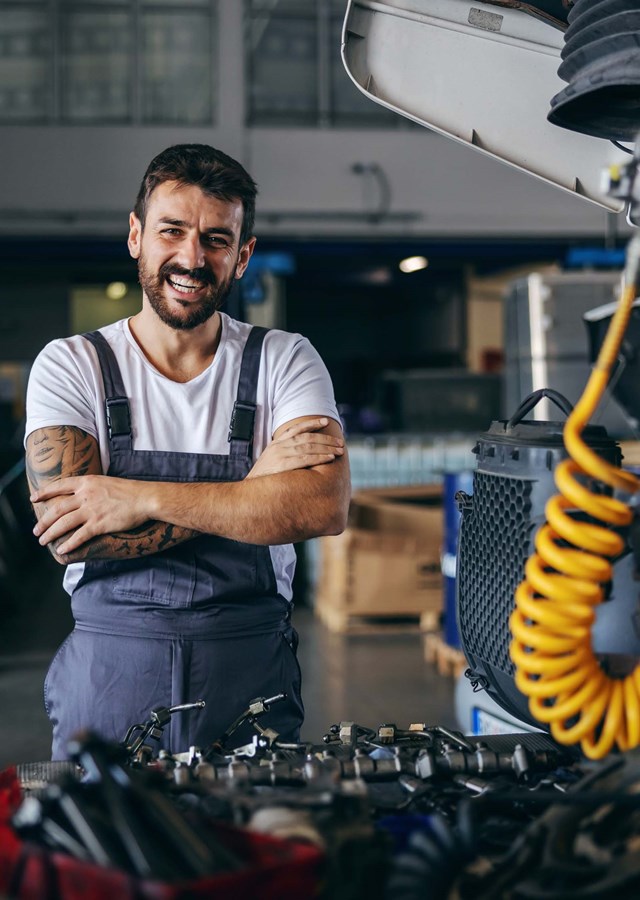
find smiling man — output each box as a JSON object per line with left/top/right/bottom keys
{"left": 25, "top": 144, "right": 350, "bottom": 760}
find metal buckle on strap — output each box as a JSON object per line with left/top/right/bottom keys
{"left": 228, "top": 401, "right": 256, "bottom": 443}
{"left": 105, "top": 397, "right": 131, "bottom": 439}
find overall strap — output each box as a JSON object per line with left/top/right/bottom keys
{"left": 228, "top": 326, "right": 269, "bottom": 457}
{"left": 83, "top": 330, "right": 133, "bottom": 453}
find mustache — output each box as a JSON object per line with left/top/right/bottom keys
{"left": 158, "top": 263, "right": 216, "bottom": 286}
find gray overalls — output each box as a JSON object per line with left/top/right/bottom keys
{"left": 44, "top": 326, "right": 304, "bottom": 760}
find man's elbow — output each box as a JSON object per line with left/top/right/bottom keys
{"left": 48, "top": 545, "right": 70, "bottom": 566}
{"left": 327, "top": 505, "right": 349, "bottom": 536}
{"left": 320, "top": 490, "right": 350, "bottom": 536}
{"left": 47, "top": 539, "right": 83, "bottom": 566}
{"left": 294, "top": 467, "right": 351, "bottom": 539}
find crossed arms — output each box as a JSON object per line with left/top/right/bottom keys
{"left": 26, "top": 417, "right": 350, "bottom": 565}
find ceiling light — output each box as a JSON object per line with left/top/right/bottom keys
{"left": 361, "top": 267, "right": 393, "bottom": 285}
{"left": 106, "top": 281, "right": 128, "bottom": 300}
{"left": 399, "top": 255, "right": 429, "bottom": 274}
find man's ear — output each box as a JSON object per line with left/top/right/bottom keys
{"left": 127, "top": 212, "right": 142, "bottom": 260}
{"left": 235, "top": 236, "right": 257, "bottom": 280}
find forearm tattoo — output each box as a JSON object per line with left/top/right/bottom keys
{"left": 26, "top": 425, "right": 198, "bottom": 562}
{"left": 59, "top": 522, "right": 199, "bottom": 564}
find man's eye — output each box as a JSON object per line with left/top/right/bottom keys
{"left": 206, "top": 236, "right": 227, "bottom": 246}
{"left": 161, "top": 228, "right": 181, "bottom": 236}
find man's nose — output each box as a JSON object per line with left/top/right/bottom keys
{"left": 176, "top": 233, "right": 206, "bottom": 270}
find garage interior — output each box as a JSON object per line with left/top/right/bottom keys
{"left": 2, "top": 0, "right": 640, "bottom": 897}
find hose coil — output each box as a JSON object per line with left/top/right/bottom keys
{"left": 510, "top": 233, "right": 640, "bottom": 760}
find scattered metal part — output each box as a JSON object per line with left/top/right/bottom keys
{"left": 121, "top": 699, "right": 206, "bottom": 762}
{"left": 14, "top": 705, "right": 640, "bottom": 899}
{"left": 203, "top": 693, "right": 287, "bottom": 758}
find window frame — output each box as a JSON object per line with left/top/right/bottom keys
{"left": 0, "top": 0, "right": 218, "bottom": 126}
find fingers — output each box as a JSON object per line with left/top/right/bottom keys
{"left": 262, "top": 439, "right": 344, "bottom": 471}
{"left": 248, "top": 418, "right": 347, "bottom": 479}
{"left": 281, "top": 451, "right": 339, "bottom": 468}
{"left": 247, "top": 451, "right": 338, "bottom": 479}
{"left": 33, "top": 497, "right": 79, "bottom": 537}
{"left": 30, "top": 477, "right": 80, "bottom": 503}
{"left": 35, "top": 499, "right": 100, "bottom": 553}
{"left": 276, "top": 418, "right": 333, "bottom": 440}
{"left": 247, "top": 445, "right": 341, "bottom": 479}
{"left": 285, "top": 437, "right": 344, "bottom": 456}
{"left": 56, "top": 527, "right": 92, "bottom": 557}
{"left": 279, "top": 432, "right": 345, "bottom": 453}
{"left": 273, "top": 417, "right": 344, "bottom": 446}
{"left": 36, "top": 509, "right": 86, "bottom": 546}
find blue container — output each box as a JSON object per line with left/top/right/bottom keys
{"left": 443, "top": 470, "right": 474, "bottom": 648}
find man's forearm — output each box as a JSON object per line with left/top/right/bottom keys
{"left": 52, "top": 520, "right": 199, "bottom": 565}
{"left": 29, "top": 418, "right": 351, "bottom": 555}
{"left": 141, "top": 467, "right": 349, "bottom": 545}
{"left": 25, "top": 425, "right": 199, "bottom": 564}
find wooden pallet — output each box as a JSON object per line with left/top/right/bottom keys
{"left": 424, "top": 632, "right": 468, "bottom": 678}
{"left": 316, "top": 605, "right": 441, "bottom": 636}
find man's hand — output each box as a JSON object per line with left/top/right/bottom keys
{"left": 26, "top": 425, "right": 199, "bottom": 563}
{"left": 246, "top": 417, "right": 344, "bottom": 479}
{"left": 31, "top": 474, "right": 152, "bottom": 556}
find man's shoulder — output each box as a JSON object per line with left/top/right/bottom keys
{"left": 91, "top": 318, "right": 129, "bottom": 344}
{"left": 34, "top": 319, "right": 127, "bottom": 367}
{"left": 34, "top": 333, "right": 90, "bottom": 368}
{"left": 222, "top": 314, "right": 306, "bottom": 354}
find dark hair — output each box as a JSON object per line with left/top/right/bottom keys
{"left": 133, "top": 144, "right": 258, "bottom": 246}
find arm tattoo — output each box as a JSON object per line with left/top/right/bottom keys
{"left": 26, "top": 426, "right": 199, "bottom": 562}
{"left": 25, "top": 425, "right": 97, "bottom": 494}
{"left": 60, "top": 522, "right": 199, "bottom": 564}
{"left": 26, "top": 426, "right": 103, "bottom": 560}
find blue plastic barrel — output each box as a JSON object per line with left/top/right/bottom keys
{"left": 442, "top": 470, "right": 474, "bottom": 648}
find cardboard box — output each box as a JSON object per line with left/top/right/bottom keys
{"left": 314, "top": 485, "right": 443, "bottom": 621}
{"left": 348, "top": 484, "right": 443, "bottom": 540}
{"left": 620, "top": 441, "right": 640, "bottom": 468}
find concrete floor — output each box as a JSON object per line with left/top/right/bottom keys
{"left": 0, "top": 553, "right": 457, "bottom": 769}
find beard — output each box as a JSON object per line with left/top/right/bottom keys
{"left": 138, "top": 256, "right": 235, "bottom": 331}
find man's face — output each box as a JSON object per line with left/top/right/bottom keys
{"left": 128, "top": 180, "right": 255, "bottom": 331}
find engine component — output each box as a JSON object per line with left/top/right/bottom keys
{"left": 204, "top": 692, "right": 289, "bottom": 758}
{"left": 7, "top": 713, "right": 603, "bottom": 900}
{"left": 548, "top": 0, "right": 640, "bottom": 141}
{"left": 122, "top": 700, "right": 206, "bottom": 764}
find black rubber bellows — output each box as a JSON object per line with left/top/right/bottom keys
{"left": 548, "top": 0, "right": 640, "bottom": 141}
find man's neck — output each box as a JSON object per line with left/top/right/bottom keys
{"left": 128, "top": 308, "right": 222, "bottom": 383}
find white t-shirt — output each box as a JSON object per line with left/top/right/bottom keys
{"left": 25, "top": 313, "right": 340, "bottom": 599}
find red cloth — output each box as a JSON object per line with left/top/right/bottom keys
{"left": 0, "top": 768, "right": 323, "bottom": 900}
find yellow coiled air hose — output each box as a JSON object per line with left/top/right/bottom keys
{"left": 509, "top": 232, "right": 640, "bottom": 760}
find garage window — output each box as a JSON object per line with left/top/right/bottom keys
{"left": 0, "top": 0, "right": 217, "bottom": 125}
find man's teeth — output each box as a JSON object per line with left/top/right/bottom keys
{"left": 167, "top": 276, "right": 204, "bottom": 294}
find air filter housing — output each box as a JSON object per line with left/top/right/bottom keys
{"left": 456, "top": 390, "right": 622, "bottom": 728}
{"left": 548, "top": 0, "right": 640, "bottom": 140}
